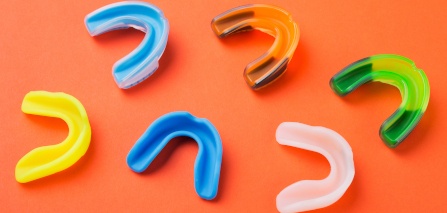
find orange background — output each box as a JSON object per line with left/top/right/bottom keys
{"left": 1, "top": 0, "right": 446, "bottom": 212}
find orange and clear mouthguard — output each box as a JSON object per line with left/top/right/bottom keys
{"left": 211, "top": 4, "right": 300, "bottom": 89}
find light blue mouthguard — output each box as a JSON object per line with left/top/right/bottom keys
{"left": 85, "top": 1, "right": 169, "bottom": 89}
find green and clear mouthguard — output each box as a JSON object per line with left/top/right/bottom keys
{"left": 330, "top": 54, "right": 430, "bottom": 148}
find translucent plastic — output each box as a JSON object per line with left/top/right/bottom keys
{"left": 85, "top": 1, "right": 169, "bottom": 89}
{"left": 211, "top": 4, "right": 300, "bottom": 89}
{"left": 276, "top": 122, "right": 355, "bottom": 213}
{"left": 330, "top": 54, "right": 430, "bottom": 147}
{"left": 16, "top": 91, "right": 91, "bottom": 183}
{"left": 126, "top": 111, "right": 223, "bottom": 200}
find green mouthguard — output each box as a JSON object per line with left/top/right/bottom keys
{"left": 330, "top": 54, "right": 430, "bottom": 148}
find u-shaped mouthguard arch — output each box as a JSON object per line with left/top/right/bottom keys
{"left": 127, "top": 111, "right": 223, "bottom": 200}
{"left": 276, "top": 122, "right": 355, "bottom": 212}
{"left": 330, "top": 54, "right": 430, "bottom": 147}
{"left": 211, "top": 4, "right": 300, "bottom": 89}
{"left": 16, "top": 91, "right": 91, "bottom": 183}
{"left": 85, "top": 1, "right": 169, "bottom": 89}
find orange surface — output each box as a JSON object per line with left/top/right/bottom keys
{"left": 1, "top": 0, "right": 446, "bottom": 212}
